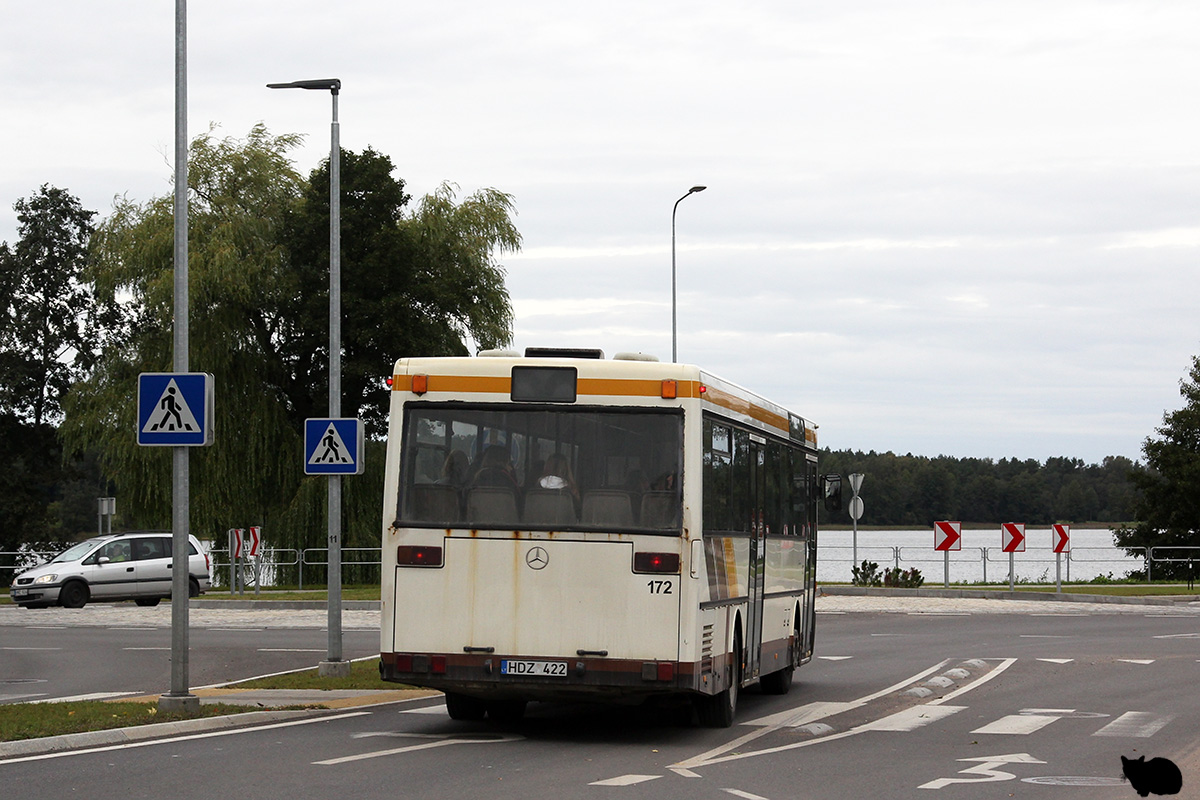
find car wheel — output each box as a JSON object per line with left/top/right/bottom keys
{"left": 188, "top": 577, "right": 200, "bottom": 597}
{"left": 59, "top": 581, "right": 89, "bottom": 609}
{"left": 134, "top": 597, "right": 161, "bottom": 607}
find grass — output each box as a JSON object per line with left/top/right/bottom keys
{"left": 202, "top": 585, "right": 381, "bottom": 602}
{"left": 0, "top": 701, "right": 273, "bottom": 743}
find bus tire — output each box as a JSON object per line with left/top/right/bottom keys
{"left": 696, "top": 634, "right": 741, "bottom": 727}
{"left": 445, "top": 692, "right": 487, "bottom": 721}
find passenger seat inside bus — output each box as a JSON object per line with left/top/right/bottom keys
{"left": 523, "top": 489, "right": 577, "bottom": 525}
{"left": 640, "top": 491, "right": 678, "bottom": 528}
{"left": 410, "top": 484, "right": 461, "bottom": 522}
{"left": 581, "top": 491, "right": 634, "bottom": 527}
{"left": 466, "top": 486, "right": 519, "bottom": 524}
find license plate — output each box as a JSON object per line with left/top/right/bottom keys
{"left": 11, "top": 590, "right": 28, "bottom": 598}
{"left": 500, "top": 659, "right": 568, "bottom": 677}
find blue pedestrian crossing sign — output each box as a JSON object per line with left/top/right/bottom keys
{"left": 137, "top": 373, "right": 214, "bottom": 446}
{"left": 305, "top": 418, "right": 364, "bottom": 475}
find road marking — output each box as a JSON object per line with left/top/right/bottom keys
{"left": 919, "top": 752, "right": 1046, "bottom": 790}
{"left": 257, "top": 648, "right": 328, "bottom": 653}
{"left": 1093, "top": 711, "right": 1173, "bottom": 738}
{"left": 1117, "top": 659, "right": 1155, "bottom": 665}
{"left": 1, "top": 647, "right": 61, "bottom": 651}
{"left": 676, "top": 659, "right": 958, "bottom": 772}
{"left": 1019, "top": 635, "right": 1068, "bottom": 638}
{"left": 316, "top": 731, "right": 522, "bottom": 765}
{"left": 22, "top": 626, "right": 66, "bottom": 630}
{"left": 108, "top": 627, "right": 156, "bottom": 631}
{"left": 817, "top": 656, "right": 853, "bottom": 660}
{"left": 859, "top": 705, "right": 966, "bottom": 732}
{"left": 1154, "top": 633, "right": 1200, "bottom": 639}
{"left": 722, "top": 790, "right": 771, "bottom": 800}
{"left": 123, "top": 647, "right": 170, "bottom": 651}
{"left": 972, "top": 714, "right": 1058, "bottom": 735}
{"left": 1036, "top": 658, "right": 1074, "bottom": 664}
{"left": 589, "top": 775, "right": 661, "bottom": 786}
{"left": 207, "top": 628, "right": 264, "bottom": 632}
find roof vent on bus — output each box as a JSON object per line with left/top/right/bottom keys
{"left": 613, "top": 352, "right": 660, "bottom": 362}
{"left": 477, "top": 349, "right": 520, "bottom": 358}
{"left": 524, "top": 347, "right": 605, "bottom": 360}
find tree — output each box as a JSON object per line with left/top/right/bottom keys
{"left": 61, "top": 126, "right": 520, "bottom": 570}
{"left": 1114, "top": 355, "right": 1200, "bottom": 579}
{"left": 0, "top": 185, "right": 98, "bottom": 425}
{"left": 0, "top": 186, "right": 98, "bottom": 576}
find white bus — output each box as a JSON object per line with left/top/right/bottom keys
{"left": 379, "top": 348, "right": 841, "bottom": 726}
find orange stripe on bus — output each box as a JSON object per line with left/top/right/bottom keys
{"left": 392, "top": 374, "right": 703, "bottom": 399}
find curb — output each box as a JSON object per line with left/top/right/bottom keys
{"left": 820, "top": 586, "right": 1200, "bottom": 605}
{"left": 0, "top": 708, "right": 321, "bottom": 760}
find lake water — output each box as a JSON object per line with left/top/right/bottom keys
{"left": 816, "top": 528, "right": 1139, "bottom": 584}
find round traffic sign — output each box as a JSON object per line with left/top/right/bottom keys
{"left": 848, "top": 496, "right": 864, "bottom": 521}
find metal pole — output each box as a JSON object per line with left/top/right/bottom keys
{"left": 943, "top": 550, "right": 949, "bottom": 589}
{"left": 1056, "top": 551, "right": 1061, "bottom": 593}
{"left": 670, "top": 186, "right": 705, "bottom": 363}
{"left": 323, "top": 87, "right": 347, "bottom": 676}
{"left": 160, "top": 0, "right": 197, "bottom": 712}
{"left": 1009, "top": 550, "right": 1015, "bottom": 591}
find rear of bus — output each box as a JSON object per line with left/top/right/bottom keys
{"left": 379, "top": 352, "right": 694, "bottom": 719}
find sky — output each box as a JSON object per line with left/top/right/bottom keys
{"left": 3, "top": 0, "right": 1199, "bottom": 465}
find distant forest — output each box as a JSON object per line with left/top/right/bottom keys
{"left": 819, "top": 450, "right": 1139, "bottom": 526}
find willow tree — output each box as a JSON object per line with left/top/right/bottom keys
{"left": 62, "top": 126, "right": 520, "bottom": 571}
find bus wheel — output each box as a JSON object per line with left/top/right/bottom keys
{"left": 486, "top": 699, "right": 527, "bottom": 725}
{"left": 444, "top": 692, "right": 487, "bottom": 721}
{"left": 696, "top": 637, "right": 740, "bottom": 727}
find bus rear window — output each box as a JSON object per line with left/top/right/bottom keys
{"left": 397, "top": 405, "right": 683, "bottom": 533}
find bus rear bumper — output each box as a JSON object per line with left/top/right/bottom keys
{"left": 379, "top": 650, "right": 718, "bottom": 702}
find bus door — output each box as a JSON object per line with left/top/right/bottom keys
{"left": 745, "top": 442, "right": 767, "bottom": 681}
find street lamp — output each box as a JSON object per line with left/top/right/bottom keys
{"left": 671, "top": 185, "right": 706, "bottom": 363}
{"left": 267, "top": 77, "right": 349, "bottom": 677}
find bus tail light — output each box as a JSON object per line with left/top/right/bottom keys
{"left": 633, "top": 552, "right": 680, "bottom": 574}
{"left": 396, "top": 545, "right": 443, "bottom": 567}
{"left": 661, "top": 379, "right": 677, "bottom": 399}
{"left": 411, "top": 374, "right": 428, "bottom": 395}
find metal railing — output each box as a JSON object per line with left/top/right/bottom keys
{"left": 819, "top": 544, "right": 1151, "bottom": 585}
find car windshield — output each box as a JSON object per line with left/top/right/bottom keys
{"left": 49, "top": 538, "right": 105, "bottom": 564}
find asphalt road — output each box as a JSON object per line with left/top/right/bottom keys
{"left": 2, "top": 596, "right": 1198, "bottom": 798}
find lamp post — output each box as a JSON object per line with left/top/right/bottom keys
{"left": 671, "top": 185, "right": 706, "bottom": 363}
{"left": 267, "top": 78, "right": 349, "bottom": 677}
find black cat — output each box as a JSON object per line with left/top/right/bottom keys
{"left": 1122, "top": 755, "right": 1183, "bottom": 797}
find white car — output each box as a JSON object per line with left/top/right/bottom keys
{"left": 9, "top": 532, "right": 212, "bottom": 609}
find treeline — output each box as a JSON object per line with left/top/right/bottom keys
{"left": 819, "top": 449, "right": 1139, "bottom": 526}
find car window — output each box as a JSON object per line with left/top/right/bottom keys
{"left": 94, "top": 540, "right": 132, "bottom": 563}
{"left": 134, "top": 538, "right": 169, "bottom": 560}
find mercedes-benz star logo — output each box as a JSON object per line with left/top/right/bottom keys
{"left": 526, "top": 546, "right": 549, "bottom": 570}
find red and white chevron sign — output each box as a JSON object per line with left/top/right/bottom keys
{"left": 934, "top": 520, "right": 962, "bottom": 551}
{"left": 1001, "top": 522, "right": 1026, "bottom": 553}
{"left": 1052, "top": 523, "right": 1070, "bottom": 554}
